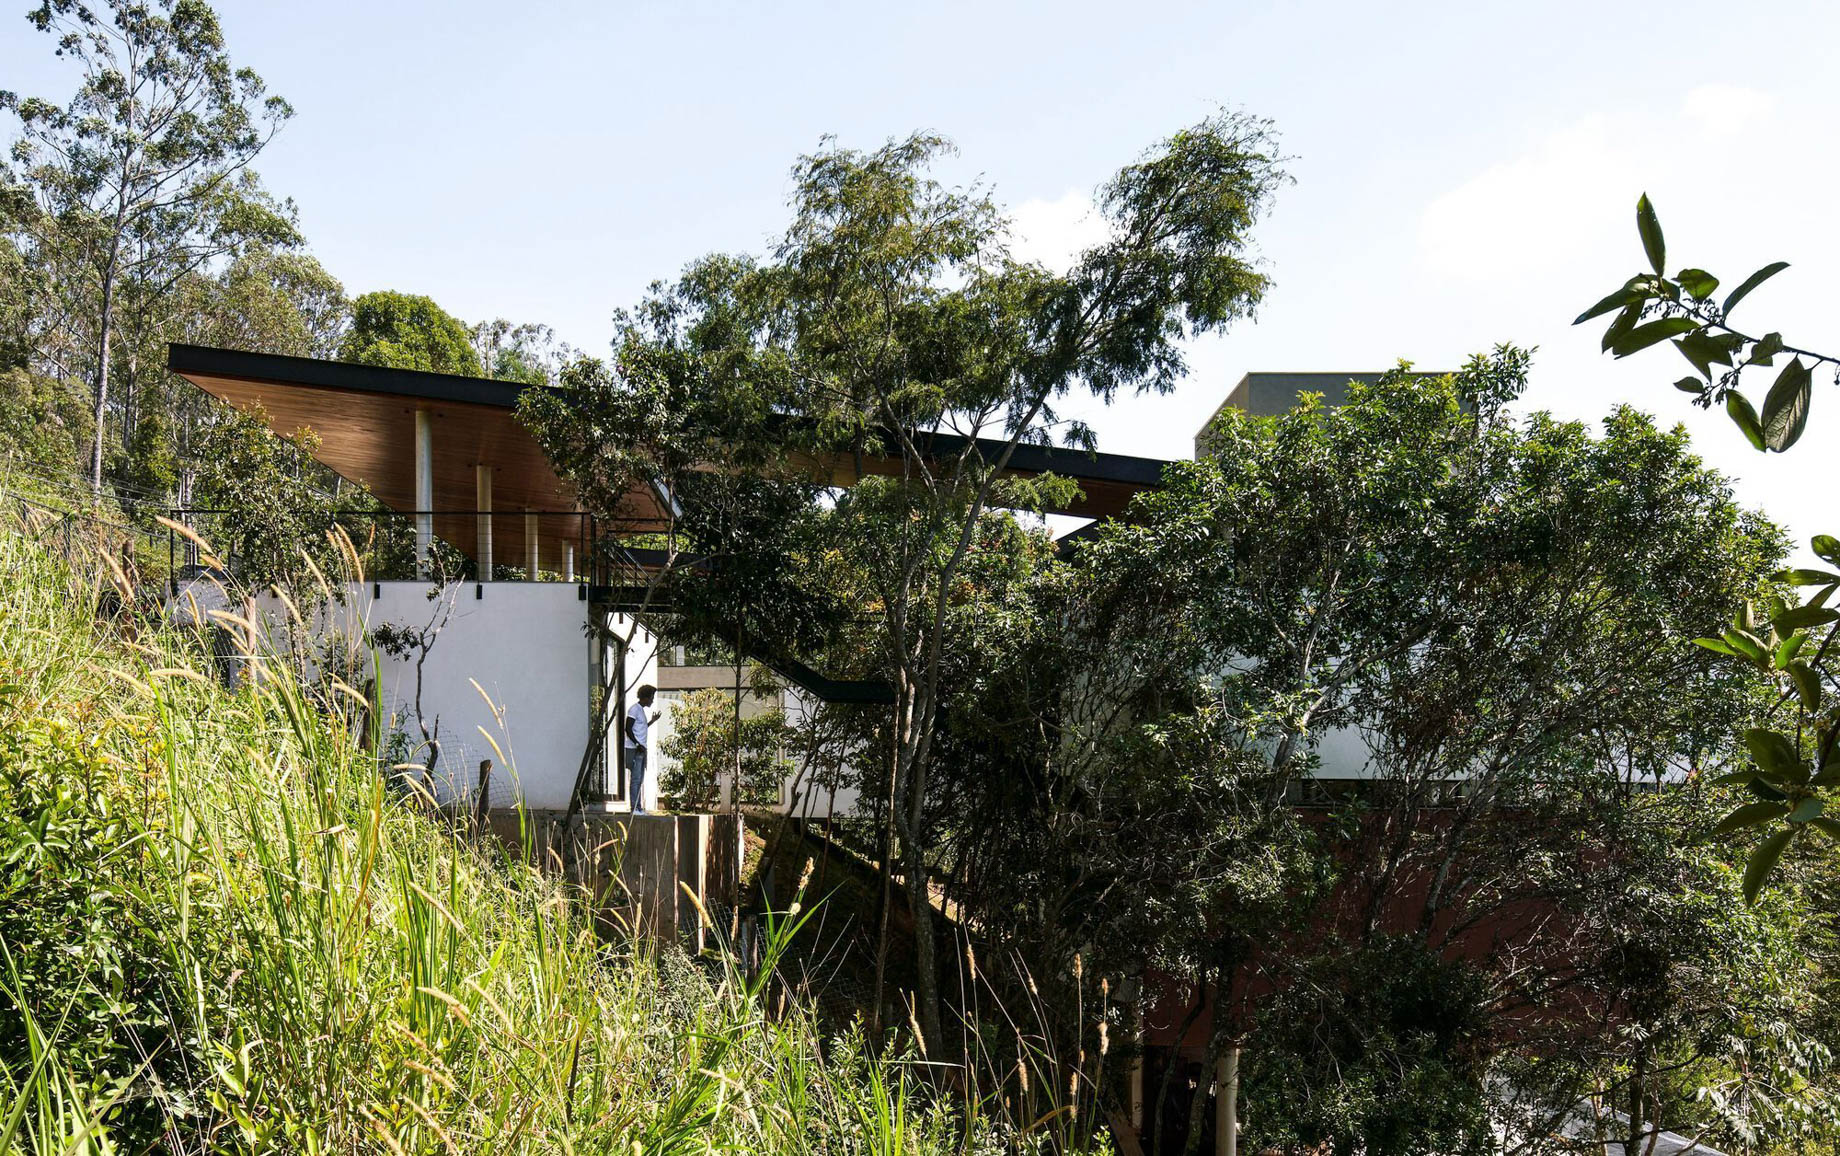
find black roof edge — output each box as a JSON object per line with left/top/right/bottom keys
{"left": 919, "top": 429, "right": 1169, "bottom": 487}
{"left": 167, "top": 343, "right": 534, "bottom": 410}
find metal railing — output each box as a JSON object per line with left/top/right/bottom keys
{"left": 163, "top": 507, "right": 603, "bottom": 588}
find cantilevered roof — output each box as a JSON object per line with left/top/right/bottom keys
{"left": 168, "top": 343, "right": 1172, "bottom": 560}
{"left": 167, "top": 343, "right": 615, "bottom": 567}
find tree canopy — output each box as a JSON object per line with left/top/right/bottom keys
{"left": 523, "top": 115, "right": 1291, "bottom": 1047}
{"left": 339, "top": 290, "right": 482, "bottom": 376}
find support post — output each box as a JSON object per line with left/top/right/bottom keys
{"left": 1129, "top": 1022, "right": 1145, "bottom": 1131}
{"left": 414, "top": 409, "right": 434, "bottom": 579}
{"left": 525, "top": 510, "right": 539, "bottom": 578}
{"left": 475, "top": 463, "right": 493, "bottom": 578}
{"left": 563, "top": 541, "right": 575, "bottom": 583}
{"left": 1216, "top": 1045, "right": 1239, "bottom": 1156}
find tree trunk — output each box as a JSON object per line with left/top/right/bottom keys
{"left": 871, "top": 714, "right": 898, "bottom": 1035}
{"left": 1625, "top": 1050, "right": 1646, "bottom": 1156}
{"left": 1181, "top": 1024, "right": 1226, "bottom": 1156}
{"left": 905, "top": 751, "right": 949, "bottom": 1060}
{"left": 1153, "top": 973, "right": 1210, "bottom": 1155}
{"left": 1216, "top": 1045, "right": 1239, "bottom": 1156}
{"left": 90, "top": 271, "right": 115, "bottom": 493}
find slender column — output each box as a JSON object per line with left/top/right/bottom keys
{"left": 563, "top": 541, "right": 575, "bottom": 582}
{"left": 1129, "top": 1054, "right": 1145, "bottom": 1132}
{"left": 414, "top": 409, "right": 434, "bottom": 579}
{"left": 525, "top": 511, "right": 539, "bottom": 578}
{"left": 475, "top": 463, "right": 493, "bottom": 577}
{"left": 1216, "top": 1046, "right": 1240, "bottom": 1156}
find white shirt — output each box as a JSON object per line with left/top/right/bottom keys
{"left": 626, "top": 700, "right": 651, "bottom": 748}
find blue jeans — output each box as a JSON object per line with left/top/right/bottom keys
{"left": 626, "top": 746, "right": 647, "bottom": 813}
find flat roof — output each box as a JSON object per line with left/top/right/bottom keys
{"left": 1195, "top": 371, "right": 1450, "bottom": 455}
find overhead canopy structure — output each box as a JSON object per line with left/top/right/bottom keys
{"left": 167, "top": 343, "right": 1171, "bottom": 570}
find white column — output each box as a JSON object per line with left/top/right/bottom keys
{"left": 475, "top": 463, "right": 493, "bottom": 578}
{"left": 1216, "top": 1046, "right": 1239, "bottom": 1156}
{"left": 563, "top": 541, "right": 575, "bottom": 582}
{"left": 414, "top": 409, "right": 434, "bottom": 580}
{"left": 525, "top": 511, "right": 539, "bottom": 578}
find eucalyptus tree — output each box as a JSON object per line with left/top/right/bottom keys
{"left": 471, "top": 317, "right": 567, "bottom": 385}
{"left": 524, "top": 115, "right": 1288, "bottom": 1046}
{"left": 1, "top": 0, "right": 299, "bottom": 491}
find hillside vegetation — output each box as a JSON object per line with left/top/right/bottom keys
{"left": 0, "top": 508, "right": 1051, "bottom": 1154}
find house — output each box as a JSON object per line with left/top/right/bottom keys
{"left": 163, "top": 342, "right": 1174, "bottom": 818}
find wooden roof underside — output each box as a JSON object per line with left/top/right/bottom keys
{"left": 168, "top": 344, "right": 1168, "bottom": 567}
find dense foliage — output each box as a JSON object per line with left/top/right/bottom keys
{"left": 524, "top": 117, "right": 1291, "bottom": 1051}
{"left": 924, "top": 357, "right": 1833, "bottom": 1154}
{"left": 659, "top": 685, "right": 795, "bottom": 811}
{"left": 339, "top": 290, "right": 483, "bottom": 376}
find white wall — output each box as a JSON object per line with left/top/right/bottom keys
{"left": 170, "top": 578, "right": 657, "bottom": 812}
{"left": 364, "top": 581, "right": 594, "bottom": 810}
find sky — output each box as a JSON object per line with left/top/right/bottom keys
{"left": 5, "top": 0, "right": 1837, "bottom": 554}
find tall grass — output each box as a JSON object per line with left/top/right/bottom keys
{"left": 0, "top": 507, "right": 1085, "bottom": 1153}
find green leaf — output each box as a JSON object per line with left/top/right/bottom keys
{"left": 1714, "top": 800, "right": 1790, "bottom": 834}
{"left": 1636, "top": 193, "right": 1666, "bottom": 276}
{"left": 1813, "top": 534, "right": 1840, "bottom": 565}
{"left": 1761, "top": 358, "right": 1812, "bottom": 451}
{"left": 1675, "top": 330, "right": 1733, "bottom": 378}
{"left": 1675, "top": 268, "right": 1719, "bottom": 299}
{"left": 1812, "top": 816, "right": 1840, "bottom": 839}
{"left": 1776, "top": 568, "right": 1840, "bottom": 586}
{"left": 1712, "top": 769, "right": 1757, "bottom": 786}
{"left": 1788, "top": 796, "right": 1825, "bottom": 823}
{"left": 1749, "top": 331, "right": 1784, "bottom": 367}
{"left": 1773, "top": 604, "right": 1840, "bottom": 631}
{"left": 1743, "top": 828, "right": 1794, "bottom": 903}
{"left": 1692, "top": 636, "right": 1739, "bottom": 656}
{"left": 1790, "top": 662, "right": 1821, "bottom": 711}
{"left": 1750, "top": 778, "right": 1788, "bottom": 802}
{"left": 1744, "top": 727, "right": 1802, "bottom": 777}
{"left": 1674, "top": 376, "right": 1707, "bottom": 394}
{"left": 1724, "top": 627, "right": 1769, "bottom": 665}
{"left": 1772, "top": 632, "right": 1806, "bottom": 669}
{"left": 1575, "top": 286, "right": 1642, "bottom": 326}
{"left": 1601, "top": 306, "right": 1640, "bottom": 353}
{"left": 1722, "top": 260, "right": 1789, "bottom": 318}
{"left": 1612, "top": 318, "right": 1700, "bottom": 358}
{"left": 1726, "top": 391, "right": 1766, "bottom": 451}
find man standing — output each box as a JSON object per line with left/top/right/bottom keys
{"left": 624, "top": 684, "right": 659, "bottom": 814}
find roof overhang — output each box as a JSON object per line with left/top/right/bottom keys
{"left": 167, "top": 343, "right": 1171, "bottom": 560}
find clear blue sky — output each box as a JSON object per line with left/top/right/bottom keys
{"left": 6, "top": 0, "right": 1837, "bottom": 551}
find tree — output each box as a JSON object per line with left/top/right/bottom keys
{"left": 138, "top": 247, "right": 348, "bottom": 512}
{"left": 658, "top": 683, "right": 795, "bottom": 811}
{"left": 961, "top": 354, "right": 1806, "bottom": 1154}
{"left": 471, "top": 317, "right": 566, "bottom": 385}
{"left": 525, "top": 116, "right": 1289, "bottom": 1049}
{"left": 1575, "top": 195, "right": 1840, "bottom": 898}
{"left": 0, "top": 365, "right": 91, "bottom": 477}
{"left": 1, "top": 0, "right": 299, "bottom": 491}
{"left": 339, "top": 290, "right": 481, "bottom": 375}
